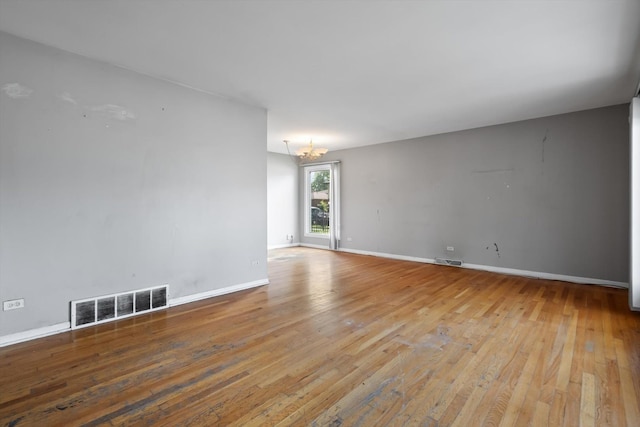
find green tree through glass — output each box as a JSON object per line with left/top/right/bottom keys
{"left": 311, "top": 170, "right": 330, "bottom": 193}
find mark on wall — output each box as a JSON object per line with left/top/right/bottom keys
{"left": 472, "top": 168, "right": 514, "bottom": 174}
{"left": 1, "top": 83, "right": 33, "bottom": 99}
{"left": 58, "top": 91, "right": 77, "bottom": 105}
{"left": 486, "top": 243, "right": 501, "bottom": 258}
{"left": 541, "top": 128, "right": 549, "bottom": 163}
{"left": 55, "top": 92, "right": 135, "bottom": 122}
{"left": 88, "top": 104, "right": 136, "bottom": 121}
{"left": 541, "top": 128, "right": 550, "bottom": 175}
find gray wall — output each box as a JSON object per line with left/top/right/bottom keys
{"left": 267, "top": 152, "right": 299, "bottom": 248}
{"left": 314, "top": 105, "right": 629, "bottom": 283}
{"left": 0, "top": 32, "right": 267, "bottom": 336}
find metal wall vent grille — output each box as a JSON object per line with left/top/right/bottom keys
{"left": 434, "top": 258, "right": 464, "bottom": 267}
{"left": 71, "top": 285, "right": 168, "bottom": 329}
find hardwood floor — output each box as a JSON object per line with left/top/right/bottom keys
{"left": 1, "top": 247, "right": 639, "bottom": 426}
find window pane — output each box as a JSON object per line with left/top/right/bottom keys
{"left": 308, "top": 169, "right": 330, "bottom": 235}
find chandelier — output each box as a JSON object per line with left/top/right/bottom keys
{"left": 284, "top": 139, "right": 328, "bottom": 162}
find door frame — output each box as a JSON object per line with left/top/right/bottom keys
{"left": 302, "top": 161, "right": 340, "bottom": 250}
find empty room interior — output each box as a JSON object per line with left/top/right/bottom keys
{"left": 1, "top": 1, "right": 640, "bottom": 425}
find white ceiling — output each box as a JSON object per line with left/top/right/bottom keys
{"left": 1, "top": 0, "right": 639, "bottom": 154}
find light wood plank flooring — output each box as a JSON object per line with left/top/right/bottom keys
{"left": 1, "top": 247, "right": 639, "bottom": 426}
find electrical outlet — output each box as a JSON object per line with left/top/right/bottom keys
{"left": 251, "top": 260, "right": 260, "bottom": 267}
{"left": 3, "top": 298, "right": 25, "bottom": 311}
{"left": 446, "top": 246, "right": 455, "bottom": 252}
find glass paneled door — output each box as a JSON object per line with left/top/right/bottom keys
{"left": 304, "top": 163, "right": 340, "bottom": 249}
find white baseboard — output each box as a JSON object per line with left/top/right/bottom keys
{"left": 169, "top": 278, "right": 269, "bottom": 307}
{"left": 339, "top": 247, "right": 436, "bottom": 264}
{"left": 0, "top": 279, "right": 270, "bottom": 348}
{"left": 462, "top": 262, "right": 627, "bottom": 288}
{"left": 0, "top": 322, "right": 70, "bottom": 348}
{"left": 338, "top": 248, "right": 628, "bottom": 289}
{"left": 299, "top": 243, "right": 330, "bottom": 250}
{"left": 268, "top": 243, "right": 300, "bottom": 250}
